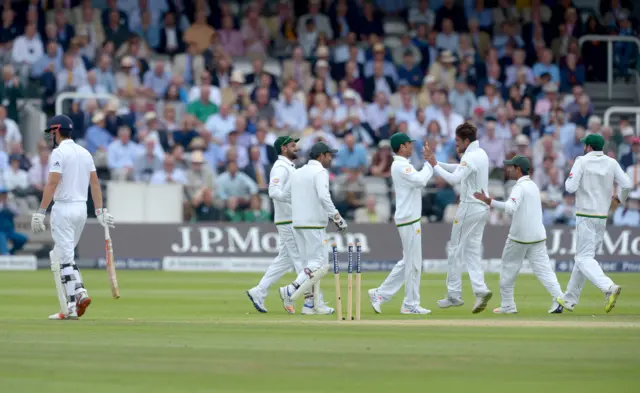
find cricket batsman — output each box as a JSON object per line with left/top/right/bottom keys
{"left": 368, "top": 133, "right": 433, "bottom": 315}
{"left": 473, "top": 156, "right": 564, "bottom": 314}
{"left": 558, "top": 134, "right": 632, "bottom": 313}
{"left": 424, "top": 122, "right": 493, "bottom": 313}
{"left": 278, "top": 142, "right": 347, "bottom": 315}
{"left": 31, "top": 115, "right": 115, "bottom": 320}
{"left": 246, "top": 136, "right": 303, "bottom": 313}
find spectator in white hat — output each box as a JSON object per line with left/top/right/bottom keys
{"left": 587, "top": 115, "right": 602, "bottom": 135}
{"left": 85, "top": 112, "right": 113, "bottom": 154}
{"left": 115, "top": 56, "right": 141, "bottom": 99}
{"left": 618, "top": 126, "right": 635, "bottom": 160}
{"left": 427, "top": 50, "right": 456, "bottom": 91}
{"left": 333, "top": 89, "right": 362, "bottom": 129}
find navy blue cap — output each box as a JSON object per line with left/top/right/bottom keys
{"left": 45, "top": 115, "right": 73, "bottom": 134}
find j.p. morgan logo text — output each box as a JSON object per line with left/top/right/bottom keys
{"left": 171, "top": 226, "right": 371, "bottom": 255}
{"left": 546, "top": 228, "right": 640, "bottom": 257}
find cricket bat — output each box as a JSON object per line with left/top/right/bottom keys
{"left": 105, "top": 226, "right": 120, "bottom": 299}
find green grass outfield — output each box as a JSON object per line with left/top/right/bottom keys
{"left": 0, "top": 271, "right": 639, "bottom": 393}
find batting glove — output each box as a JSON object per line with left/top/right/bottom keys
{"left": 31, "top": 210, "right": 46, "bottom": 233}
{"left": 96, "top": 208, "right": 115, "bottom": 228}
{"left": 331, "top": 213, "right": 348, "bottom": 234}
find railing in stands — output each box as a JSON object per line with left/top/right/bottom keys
{"left": 577, "top": 35, "right": 640, "bottom": 100}
{"left": 19, "top": 101, "right": 47, "bottom": 154}
{"left": 603, "top": 106, "right": 640, "bottom": 135}
{"left": 54, "top": 92, "right": 119, "bottom": 116}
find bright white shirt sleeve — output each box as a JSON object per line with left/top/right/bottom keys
{"left": 434, "top": 161, "right": 473, "bottom": 185}
{"left": 398, "top": 162, "right": 434, "bottom": 188}
{"left": 613, "top": 160, "right": 632, "bottom": 202}
{"left": 565, "top": 157, "right": 583, "bottom": 194}
{"left": 490, "top": 184, "right": 523, "bottom": 215}
{"left": 436, "top": 161, "right": 459, "bottom": 172}
{"left": 314, "top": 170, "right": 339, "bottom": 217}
{"left": 268, "top": 166, "right": 290, "bottom": 202}
{"left": 49, "top": 149, "right": 63, "bottom": 174}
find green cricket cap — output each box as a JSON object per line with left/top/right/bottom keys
{"left": 580, "top": 133, "right": 605, "bottom": 151}
{"left": 390, "top": 133, "right": 414, "bottom": 150}
{"left": 309, "top": 141, "right": 338, "bottom": 158}
{"left": 503, "top": 155, "right": 531, "bottom": 172}
{"left": 273, "top": 135, "right": 300, "bottom": 154}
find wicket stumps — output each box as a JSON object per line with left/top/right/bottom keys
{"left": 332, "top": 241, "right": 362, "bottom": 321}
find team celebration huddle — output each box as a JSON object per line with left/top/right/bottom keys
{"left": 34, "top": 115, "right": 629, "bottom": 320}
{"left": 247, "top": 122, "right": 630, "bottom": 317}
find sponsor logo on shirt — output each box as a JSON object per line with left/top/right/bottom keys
{"left": 53, "top": 161, "right": 60, "bottom": 168}
{"left": 272, "top": 178, "right": 279, "bottom": 184}
{"left": 460, "top": 161, "right": 467, "bottom": 166}
{"left": 511, "top": 198, "right": 516, "bottom": 202}
{"left": 405, "top": 168, "right": 412, "bottom": 173}
{"left": 568, "top": 173, "right": 573, "bottom": 178}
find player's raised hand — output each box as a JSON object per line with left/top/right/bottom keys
{"left": 30, "top": 211, "right": 46, "bottom": 233}
{"left": 96, "top": 208, "right": 115, "bottom": 228}
{"left": 423, "top": 142, "right": 436, "bottom": 166}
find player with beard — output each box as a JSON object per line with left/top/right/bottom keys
{"left": 246, "top": 136, "right": 304, "bottom": 313}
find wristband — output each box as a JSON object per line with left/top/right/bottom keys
{"left": 95, "top": 208, "right": 103, "bottom": 216}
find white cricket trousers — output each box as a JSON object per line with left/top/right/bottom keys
{"left": 51, "top": 201, "right": 87, "bottom": 300}
{"left": 499, "top": 239, "right": 563, "bottom": 308}
{"left": 51, "top": 201, "right": 87, "bottom": 264}
{"left": 563, "top": 216, "right": 616, "bottom": 305}
{"left": 255, "top": 223, "right": 303, "bottom": 299}
{"left": 377, "top": 220, "right": 423, "bottom": 307}
{"left": 446, "top": 203, "right": 490, "bottom": 297}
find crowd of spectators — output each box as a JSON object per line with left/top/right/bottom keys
{"left": 0, "top": 0, "right": 638, "bottom": 233}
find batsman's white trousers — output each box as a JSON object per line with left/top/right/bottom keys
{"left": 51, "top": 201, "right": 87, "bottom": 264}
{"left": 255, "top": 223, "right": 303, "bottom": 299}
{"left": 499, "top": 239, "right": 563, "bottom": 308}
{"left": 446, "top": 203, "right": 490, "bottom": 297}
{"left": 563, "top": 216, "right": 615, "bottom": 305}
{"left": 377, "top": 219, "right": 423, "bottom": 307}
{"left": 293, "top": 228, "right": 327, "bottom": 272}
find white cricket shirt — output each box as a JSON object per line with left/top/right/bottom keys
{"left": 49, "top": 139, "right": 96, "bottom": 203}
{"left": 291, "top": 160, "right": 338, "bottom": 228}
{"left": 268, "top": 155, "right": 296, "bottom": 225}
{"left": 565, "top": 151, "right": 632, "bottom": 218}
{"left": 434, "top": 141, "right": 490, "bottom": 206}
{"left": 391, "top": 155, "right": 433, "bottom": 226}
{"left": 490, "top": 176, "right": 546, "bottom": 244}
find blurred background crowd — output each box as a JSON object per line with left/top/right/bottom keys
{"left": 0, "top": 0, "right": 639, "bottom": 250}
